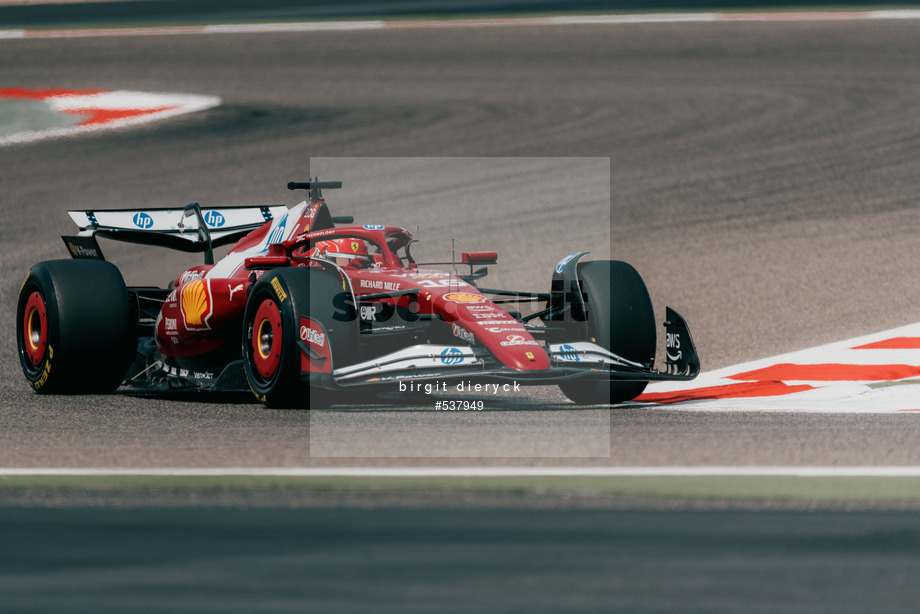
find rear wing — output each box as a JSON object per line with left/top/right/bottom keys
{"left": 64, "top": 202, "right": 288, "bottom": 264}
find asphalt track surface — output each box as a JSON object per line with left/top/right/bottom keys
{"left": 5, "top": 16, "right": 920, "bottom": 613}
{"left": 4, "top": 505, "right": 920, "bottom": 614}
{"left": 4, "top": 19, "right": 920, "bottom": 467}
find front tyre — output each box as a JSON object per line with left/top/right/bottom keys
{"left": 559, "top": 260, "right": 656, "bottom": 405}
{"left": 16, "top": 260, "right": 135, "bottom": 394}
{"left": 242, "top": 268, "right": 356, "bottom": 409}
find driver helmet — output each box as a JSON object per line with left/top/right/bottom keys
{"left": 315, "top": 238, "right": 370, "bottom": 268}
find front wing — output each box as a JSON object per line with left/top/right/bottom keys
{"left": 317, "top": 307, "right": 700, "bottom": 390}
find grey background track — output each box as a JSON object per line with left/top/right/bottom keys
{"left": 2, "top": 20, "right": 920, "bottom": 466}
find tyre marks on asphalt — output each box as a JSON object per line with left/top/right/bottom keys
{"left": 0, "top": 88, "right": 221, "bottom": 145}
{"left": 638, "top": 323, "right": 920, "bottom": 412}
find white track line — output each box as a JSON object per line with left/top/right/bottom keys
{"left": 4, "top": 467, "right": 920, "bottom": 477}
{"left": 3, "top": 11, "right": 920, "bottom": 40}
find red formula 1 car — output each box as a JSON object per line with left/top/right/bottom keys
{"left": 17, "top": 180, "right": 700, "bottom": 408}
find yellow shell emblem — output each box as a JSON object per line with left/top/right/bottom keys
{"left": 443, "top": 293, "right": 485, "bottom": 303}
{"left": 181, "top": 279, "right": 210, "bottom": 326}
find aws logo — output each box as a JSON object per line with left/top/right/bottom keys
{"left": 181, "top": 279, "right": 213, "bottom": 329}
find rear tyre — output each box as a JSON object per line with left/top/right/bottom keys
{"left": 16, "top": 260, "right": 135, "bottom": 394}
{"left": 558, "top": 260, "right": 656, "bottom": 405}
{"left": 242, "top": 268, "right": 357, "bottom": 409}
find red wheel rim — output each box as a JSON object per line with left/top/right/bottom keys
{"left": 22, "top": 291, "right": 48, "bottom": 367}
{"left": 251, "top": 299, "right": 283, "bottom": 379}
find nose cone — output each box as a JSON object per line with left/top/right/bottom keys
{"left": 479, "top": 331, "right": 551, "bottom": 370}
{"left": 498, "top": 344, "right": 551, "bottom": 370}
{"left": 448, "top": 299, "right": 551, "bottom": 370}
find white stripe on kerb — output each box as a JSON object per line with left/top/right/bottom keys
{"left": 203, "top": 21, "right": 383, "bottom": 34}
{"left": 553, "top": 14, "right": 718, "bottom": 25}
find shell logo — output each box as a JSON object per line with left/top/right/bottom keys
{"left": 444, "top": 293, "right": 485, "bottom": 303}
{"left": 181, "top": 279, "right": 211, "bottom": 328}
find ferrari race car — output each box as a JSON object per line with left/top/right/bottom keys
{"left": 17, "top": 180, "right": 700, "bottom": 408}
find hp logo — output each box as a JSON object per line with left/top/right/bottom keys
{"left": 204, "top": 211, "right": 225, "bottom": 228}
{"left": 132, "top": 212, "right": 154, "bottom": 229}
{"left": 440, "top": 347, "right": 464, "bottom": 365}
{"left": 266, "top": 214, "right": 288, "bottom": 245}
{"left": 559, "top": 344, "right": 580, "bottom": 362}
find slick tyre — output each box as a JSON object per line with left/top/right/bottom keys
{"left": 243, "top": 268, "right": 357, "bottom": 409}
{"left": 17, "top": 260, "right": 136, "bottom": 394}
{"left": 559, "top": 260, "right": 656, "bottom": 405}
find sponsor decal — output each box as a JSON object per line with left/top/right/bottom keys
{"left": 179, "top": 269, "right": 204, "bottom": 284}
{"left": 266, "top": 213, "right": 288, "bottom": 245}
{"left": 193, "top": 371, "right": 214, "bottom": 380}
{"left": 300, "top": 324, "right": 326, "bottom": 347}
{"left": 360, "top": 279, "right": 401, "bottom": 291}
{"left": 500, "top": 334, "right": 540, "bottom": 347}
{"left": 452, "top": 323, "right": 475, "bottom": 344}
{"left": 525, "top": 352, "right": 536, "bottom": 361}
{"left": 360, "top": 304, "right": 378, "bottom": 321}
{"left": 559, "top": 344, "right": 580, "bottom": 361}
{"left": 228, "top": 283, "right": 244, "bottom": 300}
{"left": 444, "top": 292, "right": 486, "bottom": 303}
{"left": 470, "top": 311, "right": 508, "bottom": 319}
{"left": 418, "top": 279, "right": 471, "bottom": 289}
{"left": 300, "top": 317, "right": 332, "bottom": 374}
{"left": 32, "top": 345, "right": 53, "bottom": 390}
{"left": 555, "top": 252, "right": 580, "bottom": 273}
{"left": 203, "top": 210, "right": 225, "bottom": 228}
{"left": 132, "top": 212, "right": 154, "bottom": 229}
{"left": 407, "top": 272, "right": 449, "bottom": 279}
{"left": 270, "top": 277, "right": 288, "bottom": 302}
{"left": 440, "top": 347, "right": 464, "bottom": 365}
{"left": 179, "top": 368, "right": 189, "bottom": 378}
{"left": 363, "top": 224, "right": 384, "bottom": 230}
{"left": 475, "top": 319, "right": 517, "bottom": 325}
{"left": 180, "top": 279, "right": 212, "bottom": 329}
{"left": 467, "top": 305, "right": 494, "bottom": 311}
{"left": 67, "top": 242, "right": 100, "bottom": 258}
{"left": 164, "top": 317, "right": 178, "bottom": 332}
